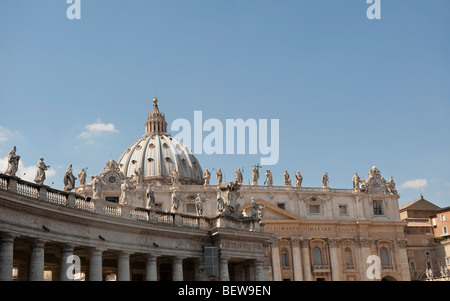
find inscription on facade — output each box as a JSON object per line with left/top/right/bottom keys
{"left": 264, "top": 225, "right": 367, "bottom": 233}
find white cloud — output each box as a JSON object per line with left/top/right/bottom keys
{"left": 77, "top": 122, "right": 119, "bottom": 140}
{"left": 400, "top": 179, "right": 428, "bottom": 189}
{"left": 0, "top": 156, "right": 56, "bottom": 183}
{"left": 0, "top": 126, "right": 12, "bottom": 142}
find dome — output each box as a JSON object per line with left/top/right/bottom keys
{"left": 117, "top": 98, "right": 203, "bottom": 185}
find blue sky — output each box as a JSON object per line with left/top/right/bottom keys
{"left": 0, "top": 0, "right": 449, "bottom": 208}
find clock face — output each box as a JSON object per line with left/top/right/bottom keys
{"left": 369, "top": 178, "right": 383, "bottom": 192}
{"left": 104, "top": 172, "right": 120, "bottom": 186}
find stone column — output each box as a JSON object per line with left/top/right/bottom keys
{"left": 59, "top": 244, "right": 75, "bottom": 281}
{"left": 172, "top": 257, "right": 184, "bottom": 281}
{"left": 291, "top": 238, "right": 303, "bottom": 281}
{"left": 194, "top": 257, "right": 205, "bottom": 281}
{"left": 29, "top": 239, "right": 46, "bottom": 281}
{"left": 270, "top": 240, "right": 282, "bottom": 281}
{"left": 0, "top": 234, "right": 15, "bottom": 281}
{"left": 358, "top": 237, "right": 372, "bottom": 281}
{"left": 117, "top": 252, "right": 131, "bottom": 281}
{"left": 396, "top": 239, "right": 411, "bottom": 281}
{"left": 145, "top": 254, "right": 158, "bottom": 281}
{"left": 219, "top": 257, "right": 230, "bottom": 281}
{"left": 254, "top": 259, "right": 265, "bottom": 281}
{"left": 300, "top": 238, "right": 312, "bottom": 281}
{"left": 89, "top": 248, "right": 103, "bottom": 281}
{"left": 328, "top": 239, "right": 340, "bottom": 281}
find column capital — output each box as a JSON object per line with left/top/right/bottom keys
{"left": 299, "top": 237, "right": 311, "bottom": 248}
{"left": 146, "top": 254, "right": 159, "bottom": 261}
{"left": 290, "top": 237, "right": 302, "bottom": 247}
{"left": 89, "top": 247, "right": 106, "bottom": 255}
{"left": 117, "top": 251, "right": 133, "bottom": 257}
{"left": 31, "top": 239, "right": 47, "bottom": 248}
{"left": 219, "top": 256, "right": 230, "bottom": 262}
{"left": 172, "top": 256, "right": 185, "bottom": 264}
{"left": 396, "top": 238, "right": 408, "bottom": 248}
{"left": 328, "top": 238, "right": 339, "bottom": 248}
{"left": 357, "top": 237, "right": 372, "bottom": 248}
{"left": 60, "top": 244, "right": 76, "bottom": 252}
{"left": 0, "top": 233, "right": 16, "bottom": 243}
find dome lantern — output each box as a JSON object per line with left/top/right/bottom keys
{"left": 145, "top": 97, "right": 168, "bottom": 135}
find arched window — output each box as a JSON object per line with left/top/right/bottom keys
{"left": 344, "top": 248, "right": 353, "bottom": 267}
{"left": 380, "top": 247, "right": 390, "bottom": 267}
{"left": 313, "top": 247, "right": 323, "bottom": 266}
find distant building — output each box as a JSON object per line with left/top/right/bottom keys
{"left": 400, "top": 196, "right": 450, "bottom": 281}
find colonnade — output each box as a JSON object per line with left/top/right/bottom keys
{"left": 0, "top": 233, "right": 266, "bottom": 281}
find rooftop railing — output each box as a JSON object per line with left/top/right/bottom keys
{"left": 0, "top": 173, "right": 261, "bottom": 232}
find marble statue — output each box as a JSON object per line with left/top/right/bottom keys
{"left": 171, "top": 190, "right": 180, "bottom": 213}
{"left": 265, "top": 169, "right": 273, "bottom": 186}
{"left": 63, "top": 164, "right": 76, "bottom": 192}
{"left": 134, "top": 168, "right": 143, "bottom": 184}
{"left": 322, "top": 172, "right": 329, "bottom": 188}
{"left": 5, "top": 146, "right": 20, "bottom": 177}
{"left": 250, "top": 197, "right": 263, "bottom": 220}
{"left": 146, "top": 185, "right": 155, "bottom": 209}
{"left": 34, "top": 158, "right": 50, "bottom": 185}
{"left": 295, "top": 170, "right": 303, "bottom": 188}
{"left": 203, "top": 168, "right": 211, "bottom": 185}
{"left": 283, "top": 170, "right": 291, "bottom": 186}
{"left": 252, "top": 166, "right": 259, "bottom": 186}
{"left": 216, "top": 191, "right": 225, "bottom": 214}
{"left": 91, "top": 175, "right": 103, "bottom": 200}
{"left": 216, "top": 168, "right": 223, "bottom": 185}
{"left": 119, "top": 179, "right": 131, "bottom": 204}
{"left": 387, "top": 176, "right": 398, "bottom": 195}
{"left": 235, "top": 168, "right": 243, "bottom": 184}
{"left": 352, "top": 172, "right": 361, "bottom": 189}
{"left": 78, "top": 168, "right": 87, "bottom": 186}
{"left": 171, "top": 169, "right": 180, "bottom": 185}
{"left": 195, "top": 193, "right": 203, "bottom": 216}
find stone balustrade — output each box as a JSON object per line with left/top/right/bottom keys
{"left": 0, "top": 173, "right": 258, "bottom": 232}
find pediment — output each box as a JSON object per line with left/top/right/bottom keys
{"left": 240, "top": 199, "right": 302, "bottom": 222}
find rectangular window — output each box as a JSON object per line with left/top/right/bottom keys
{"left": 443, "top": 227, "right": 448, "bottom": 235}
{"left": 339, "top": 205, "right": 348, "bottom": 215}
{"left": 277, "top": 203, "right": 286, "bottom": 210}
{"left": 410, "top": 261, "right": 416, "bottom": 270}
{"left": 309, "top": 205, "right": 321, "bottom": 214}
{"left": 186, "top": 203, "right": 196, "bottom": 213}
{"left": 105, "top": 197, "right": 119, "bottom": 203}
{"left": 281, "top": 253, "right": 289, "bottom": 267}
{"left": 373, "top": 200, "right": 384, "bottom": 216}
{"left": 441, "top": 214, "right": 446, "bottom": 222}
{"left": 432, "top": 218, "right": 437, "bottom": 226}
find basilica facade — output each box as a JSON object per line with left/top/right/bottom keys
{"left": 0, "top": 98, "right": 410, "bottom": 281}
